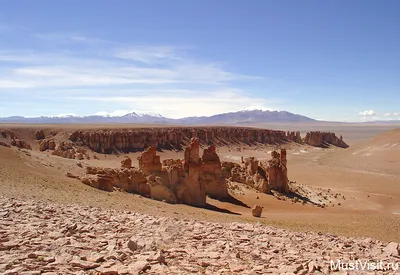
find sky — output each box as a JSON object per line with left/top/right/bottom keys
{"left": 0, "top": 0, "right": 399, "bottom": 121}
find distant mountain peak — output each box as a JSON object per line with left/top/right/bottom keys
{"left": 240, "top": 106, "right": 276, "bottom": 112}
{"left": 0, "top": 109, "right": 316, "bottom": 124}
{"left": 92, "top": 110, "right": 163, "bottom": 118}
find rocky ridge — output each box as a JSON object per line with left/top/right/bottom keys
{"left": 304, "top": 132, "right": 348, "bottom": 148}
{"left": 69, "top": 128, "right": 301, "bottom": 154}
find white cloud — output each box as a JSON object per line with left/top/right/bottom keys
{"left": 381, "top": 112, "right": 400, "bottom": 120}
{"left": 0, "top": 46, "right": 254, "bottom": 89}
{"left": 114, "top": 46, "right": 181, "bottom": 64}
{"left": 358, "top": 110, "right": 376, "bottom": 116}
{"left": 0, "top": 32, "right": 277, "bottom": 117}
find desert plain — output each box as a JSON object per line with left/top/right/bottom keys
{"left": 0, "top": 123, "right": 399, "bottom": 274}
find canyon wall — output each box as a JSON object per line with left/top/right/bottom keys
{"left": 69, "top": 127, "right": 293, "bottom": 153}
{"left": 304, "top": 131, "right": 349, "bottom": 148}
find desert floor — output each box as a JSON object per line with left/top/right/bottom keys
{"left": 0, "top": 124, "right": 399, "bottom": 243}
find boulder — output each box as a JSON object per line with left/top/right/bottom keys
{"left": 252, "top": 205, "right": 263, "bottom": 217}
{"left": 383, "top": 242, "right": 399, "bottom": 256}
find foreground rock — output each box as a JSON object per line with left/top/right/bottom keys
{"left": 0, "top": 196, "right": 398, "bottom": 275}
{"left": 252, "top": 205, "right": 263, "bottom": 217}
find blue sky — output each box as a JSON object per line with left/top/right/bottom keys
{"left": 0, "top": 0, "right": 399, "bottom": 121}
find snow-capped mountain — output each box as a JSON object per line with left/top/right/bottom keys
{"left": 92, "top": 110, "right": 164, "bottom": 118}
{"left": 0, "top": 109, "right": 317, "bottom": 124}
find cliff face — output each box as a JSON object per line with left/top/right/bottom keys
{"left": 69, "top": 127, "right": 292, "bottom": 153}
{"left": 304, "top": 131, "right": 349, "bottom": 148}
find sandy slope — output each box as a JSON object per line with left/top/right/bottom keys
{"left": 320, "top": 128, "right": 400, "bottom": 175}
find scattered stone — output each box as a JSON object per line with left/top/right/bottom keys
{"left": 252, "top": 205, "right": 263, "bottom": 217}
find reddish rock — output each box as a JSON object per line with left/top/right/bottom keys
{"left": 304, "top": 131, "right": 348, "bottom": 148}
{"left": 68, "top": 127, "right": 297, "bottom": 153}
{"left": 0, "top": 141, "right": 11, "bottom": 148}
{"left": 147, "top": 175, "right": 177, "bottom": 204}
{"left": 201, "top": 145, "right": 228, "bottom": 198}
{"left": 35, "top": 130, "right": 45, "bottom": 140}
{"left": 162, "top": 159, "right": 182, "bottom": 167}
{"left": 121, "top": 156, "right": 132, "bottom": 169}
{"left": 81, "top": 174, "right": 114, "bottom": 192}
{"left": 267, "top": 149, "right": 289, "bottom": 193}
{"left": 137, "top": 147, "right": 162, "bottom": 174}
{"left": 180, "top": 138, "right": 206, "bottom": 206}
{"left": 252, "top": 205, "right": 263, "bottom": 217}
{"left": 287, "top": 131, "right": 302, "bottom": 143}
{"left": 39, "top": 139, "right": 56, "bottom": 151}
{"left": 11, "top": 139, "right": 32, "bottom": 150}
{"left": 243, "top": 157, "right": 259, "bottom": 176}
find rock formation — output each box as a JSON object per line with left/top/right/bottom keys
{"left": 0, "top": 129, "right": 32, "bottom": 150}
{"left": 51, "top": 142, "right": 90, "bottom": 160}
{"left": 267, "top": 149, "right": 289, "bottom": 193}
{"left": 252, "top": 205, "right": 263, "bottom": 217}
{"left": 147, "top": 175, "right": 177, "bottom": 204}
{"left": 121, "top": 156, "right": 132, "bottom": 169}
{"left": 39, "top": 139, "right": 56, "bottom": 151}
{"left": 83, "top": 166, "right": 150, "bottom": 197}
{"left": 137, "top": 147, "right": 162, "bottom": 174}
{"left": 222, "top": 149, "right": 290, "bottom": 194}
{"left": 10, "top": 139, "right": 32, "bottom": 150}
{"left": 35, "top": 129, "right": 45, "bottom": 140}
{"left": 180, "top": 139, "right": 206, "bottom": 206}
{"left": 304, "top": 131, "right": 348, "bottom": 148}
{"left": 81, "top": 174, "right": 114, "bottom": 192}
{"left": 286, "top": 131, "right": 302, "bottom": 143}
{"left": 78, "top": 139, "right": 232, "bottom": 207}
{"left": 201, "top": 145, "right": 228, "bottom": 198}
{"left": 68, "top": 127, "right": 294, "bottom": 153}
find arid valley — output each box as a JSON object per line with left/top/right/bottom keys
{"left": 0, "top": 123, "right": 399, "bottom": 274}
{"left": 2, "top": 1, "right": 400, "bottom": 274}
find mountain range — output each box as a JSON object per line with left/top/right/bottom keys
{"left": 0, "top": 109, "right": 316, "bottom": 125}
{"left": 0, "top": 109, "right": 398, "bottom": 125}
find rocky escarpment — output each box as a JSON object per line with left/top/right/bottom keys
{"left": 69, "top": 127, "right": 297, "bottom": 154}
{"left": 304, "top": 131, "right": 349, "bottom": 148}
